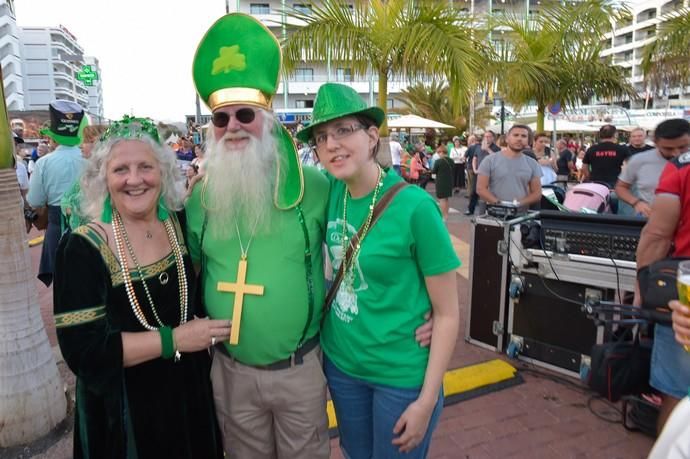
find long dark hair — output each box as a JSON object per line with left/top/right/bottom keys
{"left": 355, "top": 115, "right": 381, "bottom": 159}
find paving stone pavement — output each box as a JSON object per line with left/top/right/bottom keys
{"left": 26, "top": 186, "right": 654, "bottom": 458}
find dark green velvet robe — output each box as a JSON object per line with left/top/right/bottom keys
{"left": 53, "top": 217, "right": 222, "bottom": 459}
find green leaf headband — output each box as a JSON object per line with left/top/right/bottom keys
{"left": 101, "top": 115, "right": 161, "bottom": 145}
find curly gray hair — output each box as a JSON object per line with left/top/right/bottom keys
{"left": 79, "top": 135, "right": 185, "bottom": 221}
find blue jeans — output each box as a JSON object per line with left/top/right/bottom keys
{"left": 650, "top": 324, "right": 690, "bottom": 399}
{"left": 324, "top": 356, "right": 443, "bottom": 459}
{"left": 393, "top": 165, "right": 402, "bottom": 176}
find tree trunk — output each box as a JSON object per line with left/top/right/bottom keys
{"left": 376, "top": 69, "right": 392, "bottom": 167}
{"left": 536, "top": 104, "right": 546, "bottom": 133}
{"left": 0, "top": 169, "right": 66, "bottom": 447}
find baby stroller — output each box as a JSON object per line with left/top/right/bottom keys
{"left": 563, "top": 182, "right": 611, "bottom": 213}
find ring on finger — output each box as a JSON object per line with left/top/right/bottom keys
{"left": 211, "top": 336, "right": 216, "bottom": 346}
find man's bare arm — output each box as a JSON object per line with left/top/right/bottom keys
{"left": 476, "top": 174, "right": 497, "bottom": 204}
{"left": 520, "top": 177, "right": 542, "bottom": 206}
{"left": 636, "top": 194, "right": 680, "bottom": 268}
{"left": 581, "top": 164, "right": 591, "bottom": 182}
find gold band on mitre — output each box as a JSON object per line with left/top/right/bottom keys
{"left": 208, "top": 88, "right": 272, "bottom": 111}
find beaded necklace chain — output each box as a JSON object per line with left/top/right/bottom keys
{"left": 112, "top": 209, "right": 188, "bottom": 331}
{"left": 340, "top": 165, "right": 384, "bottom": 273}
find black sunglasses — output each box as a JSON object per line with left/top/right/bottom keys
{"left": 211, "top": 108, "right": 257, "bottom": 128}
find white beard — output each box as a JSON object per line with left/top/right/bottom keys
{"left": 203, "top": 116, "right": 281, "bottom": 239}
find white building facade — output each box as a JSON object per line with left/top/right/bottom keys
{"left": 227, "top": 0, "right": 420, "bottom": 111}
{"left": 600, "top": 0, "right": 690, "bottom": 109}
{"left": 0, "top": 0, "right": 25, "bottom": 111}
{"left": 18, "top": 24, "right": 104, "bottom": 119}
{"left": 225, "top": 0, "right": 571, "bottom": 113}
{"left": 84, "top": 55, "right": 104, "bottom": 123}
{"left": 227, "top": 0, "right": 689, "bottom": 117}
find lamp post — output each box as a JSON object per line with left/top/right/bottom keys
{"left": 493, "top": 95, "right": 506, "bottom": 136}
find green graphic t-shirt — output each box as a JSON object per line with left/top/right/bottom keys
{"left": 321, "top": 170, "right": 461, "bottom": 388}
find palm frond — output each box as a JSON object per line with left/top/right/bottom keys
{"left": 281, "top": 0, "right": 486, "bottom": 116}
{"left": 641, "top": 8, "right": 690, "bottom": 90}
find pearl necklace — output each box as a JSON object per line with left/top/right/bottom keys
{"left": 112, "top": 209, "right": 188, "bottom": 331}
{"left": 340, "top": 165, "right": 384, "bottom": 272}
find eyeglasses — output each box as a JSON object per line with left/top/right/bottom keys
{"left": 211, "top": 108, "right": 257, "bottom": 128}
{"left": 313, "top": 124, "right": 365, "bottom": 147}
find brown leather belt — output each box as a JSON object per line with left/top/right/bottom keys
{"left": 214, "top": 334, "right": 319, "bottom": 371}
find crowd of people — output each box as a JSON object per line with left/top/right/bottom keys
{"left": 9, "top": 13, "right": 454, "bottom": 459}
{"left": 8, "top": 11, "right": 690, "bottom": 459}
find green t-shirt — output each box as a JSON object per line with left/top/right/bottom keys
{"left": 185, "top": 166, "right": 329, "bottom": 365}
{"left": 321, "top": 170, "right": 461, "bottom": 388}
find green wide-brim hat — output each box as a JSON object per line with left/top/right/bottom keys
{"left": 193, "top": 13, "right": 281, "bottom": 111}
{"left": 40, "top": 100, "right": 87, "bottom": 146}
{"left": 296, "top": 83, "right": 385, "bottom": 143}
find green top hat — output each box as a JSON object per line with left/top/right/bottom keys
{"left": 296, "top": 83, "right": 385, "bottom": 143}
{"left": 193, "top": 13, "right": 281, "bottom": 111}
{"left": 40, "top": 100, "right": 86, "bottom": 146}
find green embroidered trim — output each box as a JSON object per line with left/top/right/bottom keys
{"left": 55, "top": 305, "right": 106, "bottom": 328}
{"left": 74, "top": 225, "right": 120, "bottom": 277}
{"left": 111, "top": 253, "right": 176, "bottom": 286}
{"left": 74, "top": 215, "right": 188, "bottom": 287}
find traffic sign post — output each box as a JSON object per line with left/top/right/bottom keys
{"left": 547, "top": 102, "right": 562, "bottom": 148}
{"left": 548, "top": 102, "right": 561, "bottom": 115}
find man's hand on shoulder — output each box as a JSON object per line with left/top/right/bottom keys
{"left": 185, "top": 171, "right": 205, "bottom": 199}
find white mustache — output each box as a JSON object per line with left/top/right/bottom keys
{"left": 221, "top": 130, "right": 252, "bottom": 141}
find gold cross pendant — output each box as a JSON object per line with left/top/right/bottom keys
{"left": 217, "top": 257, "right": 265, "bottom": 345}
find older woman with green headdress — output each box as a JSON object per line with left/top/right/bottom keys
{"left": 53, "top": 115, "right": 229, "bottom": 459}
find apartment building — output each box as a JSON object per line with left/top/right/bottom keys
{"left": 228, "top": 0, "right": 430, "bottom": 111}
{"left": 225, "top": 0, "right": 555, "bottom": 115}
{"left": 0, "top": 0, "right": 24, "bottom": 111}
{"left": 18, "top": 24, "right": 104, "bottom": 119}
{"left": 600, "top": 0, "right": 689, "bottom": 109}
{"left": 84, "top": 55, "right": 104, "bottom": 123}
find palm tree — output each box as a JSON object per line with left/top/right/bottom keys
{"left": 0, "top": 69, "right": 66, "bottom": 446}
{"left": 489, "top": 0, "right": 637, "bottom": 132}
{"left": 281, "top": 0, "right": 487, "bottom": 136}
{"left": 393, "top": 81, "right": 492, "bottom": 137}
{"left": 641, "top": 8, "right": 690, "bottom": 95}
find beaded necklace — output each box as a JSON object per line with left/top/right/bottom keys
{"left": 112, "top": 209, "right": 188, "bottom": 331}
{"left": 340, "top": 165, "right": 384, "bottom": 273}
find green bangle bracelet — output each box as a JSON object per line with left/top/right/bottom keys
{"left": 159, "top": 326, "right": 174, "bottom": 360}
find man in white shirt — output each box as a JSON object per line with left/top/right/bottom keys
{"left": 389, "top": 133, "right": 403, "bottom": 176}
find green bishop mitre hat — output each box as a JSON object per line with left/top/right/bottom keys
{"left": 194, "top": 13, "right": 305, "bottom": 210}
{"left": 193, "top": 13, "right": 281, "bottom": 111}
{"left": 296, "top": 83, "right": 385, "bottom": 143}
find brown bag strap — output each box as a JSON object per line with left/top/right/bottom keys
{"left": 323, "top": 181, "right": 408, "bottom": 315}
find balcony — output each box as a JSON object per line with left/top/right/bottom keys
{"left": 636, "top": 8, "right": 657, "bottom": 23}
{"left": 661, "top": 0, "right": 683, "bottom": 16}
{"left": 53, "top": 71, "right": 72, "bottom": 83}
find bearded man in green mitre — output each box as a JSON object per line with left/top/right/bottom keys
{"left": 186, "top": 14, "right": 331, "bottom": 458}
{"left": 187, "top": 13, "right": 433, "bottom": 459}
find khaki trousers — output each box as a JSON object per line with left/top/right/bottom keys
{"left": 211, "top": 346, "right": 330, "bottom": 459}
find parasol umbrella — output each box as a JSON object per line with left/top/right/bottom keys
{"left": 388, "top": 114, "right": 454, "bottom": 129}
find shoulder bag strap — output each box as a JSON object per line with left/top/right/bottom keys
{"left": 322, "top": 182, "right": 408, "bottom": 316}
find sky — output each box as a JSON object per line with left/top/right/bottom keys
{"left": 15, "top": 0, "right": 234, "bottom": 122}
{"left": 15, "top": 0, "right": 653, "bottom": 122}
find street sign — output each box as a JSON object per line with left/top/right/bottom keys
{"left": 548, "top": 102, "right": 561, "bottom": 115}
{"left": 76, "top": 65, "right": 99, "bottom": 86}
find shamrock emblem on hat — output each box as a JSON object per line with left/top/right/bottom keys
{"left": 212, "top": 45, "right": 247, "bottom": 75}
